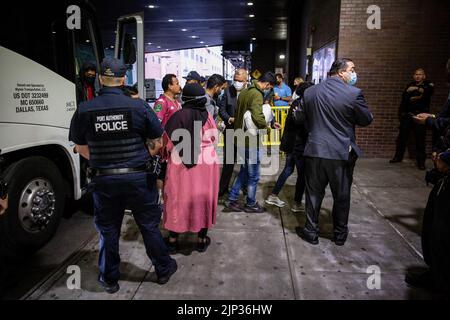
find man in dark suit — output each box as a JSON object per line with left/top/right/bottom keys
{"left": 218, "top": 68, "right": 249, "bottom": 197}
{"left": 295, "top": 58, "right": 373, "bottom": 246}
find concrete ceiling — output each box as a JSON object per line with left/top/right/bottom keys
{"left": 92, "top": 0, "right": 289, "bottom": 53}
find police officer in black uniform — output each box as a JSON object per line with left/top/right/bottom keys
{"left": 70, "top": 58, "right": 177, "bottom": 294}
{"left": 390, "top": 68, "right": 434, "bottom": 170}
{"left": 406, "top": 60, "right": 450, "bottom": 297}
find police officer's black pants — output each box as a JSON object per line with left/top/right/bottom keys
{"left": 394, "top": 116, "right": 427, "bottom": 165}
{"left": 91, "top": 172, "right": 173, "bottom": 284}
{"left": 303, "top": 156, "right": 356, "bottom": 243}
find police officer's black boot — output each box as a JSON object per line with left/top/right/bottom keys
{"left": 389, "top": 157, "right": 402, "bottom": 164}
{"left": 157, "top": 260, "right": 178, "bottom": 285}
{"left": 389, "top": 149, "right": 403, "bottom": 163}
{"left": 389, "top": 151, "right": 403, "bottom": 163}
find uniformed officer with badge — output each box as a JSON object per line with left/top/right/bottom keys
{"left": 390, "top": 68, "right": 435, "bottom": 170}
{"left": 70, "top": 58, "right": 177, "bottom": 294}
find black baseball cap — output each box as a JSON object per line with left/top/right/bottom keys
{"left": 260, "top": 72, "right": 277, "bottom": 86}
{"left": 100, "top": 57, "right": 127, "bottom": 77}
{"left": 183, "top": 71, "right": 202, "bottom": 81}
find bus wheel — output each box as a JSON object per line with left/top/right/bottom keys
{"left": 1, "top": 157, "right": 64, "bottom": 259}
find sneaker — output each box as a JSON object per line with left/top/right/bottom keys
{"left": 157, "top": 261, "right": 178, "bottom": 285}
{"left": 265, "top": 195, "right": 286, "bottom": 208}
{"left": 224, "top": 200, "right": 243, "bottom": 212}
{"left": 98, "top": 275, "right": 120, "bottom": 294}
{"left": 244, "top": 202, "right": 266, "bottom": 213}
{"left": 291, "top": 202, "right": 304, "bottom": 213}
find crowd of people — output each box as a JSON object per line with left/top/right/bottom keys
{"left": 62, "top": 54, "right": 450, "bottom": 298}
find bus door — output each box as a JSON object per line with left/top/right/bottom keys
{"left": 114, "top": 13, "right": 145, "bottom": 100}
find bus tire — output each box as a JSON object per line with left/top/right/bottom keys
{"left": 0, "top": 157, "right": 64, "bottom": 259}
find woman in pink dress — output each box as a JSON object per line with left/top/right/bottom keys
{"left": 162, "top": 83, "right": 220, "bottom": 253}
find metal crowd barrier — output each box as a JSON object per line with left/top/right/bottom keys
{"left": 217, "top": 106, "right": 290, "bottom": 147}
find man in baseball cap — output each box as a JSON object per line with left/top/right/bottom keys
{"left": 183, "top": 71, "right": 202, "bottom": 84}
{"left": 70, "top": 56, "right": 178, "bottom": 293}
{"left": 100, "top": 57, "right": 127, "bottom": 78}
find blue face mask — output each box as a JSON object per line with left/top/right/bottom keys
{"left": 348, "top": 72, "right": 358, "bottom": 86}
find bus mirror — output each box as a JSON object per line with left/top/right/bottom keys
{"left": 123, "top": 33, "right": 136, "bottom": 65}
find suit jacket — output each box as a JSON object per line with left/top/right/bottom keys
{"left": 218, "top": 86, "right": 238, "bottom": 128}
{"left": 299, "top": 76, "right": 373, "bottom": 160}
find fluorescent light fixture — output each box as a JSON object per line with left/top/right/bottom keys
{"left": 110, "top": 45, "right": 114, "bottom": 49}
{"left": 251, "top": 37, "right": 256, "bottom": 41}
{"left": 191, "top": 35, "right": 199, "bottom": 39}
{"left": 200, "top": 41, "right": 205, "bottom": 44}
{"left": 247, "top": 2, "right": 254, "bottom": 6}
{"left": 168, "top": 19, "right": 174, "bottom": 22}
{"left": 279, "top": 54, "right": 286, "bottom": 60}
{"left": 249, "top": 14, "right": 255, "bottom": 18}
{"left": 147, "top": 5, "right": 155, "bottom": 8}
{"left": 181, "top": 28, "right": 188, "bottom": 32}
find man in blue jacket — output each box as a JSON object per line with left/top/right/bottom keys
{"left": 295, "top": 58, "right": 373, "bottom": 246}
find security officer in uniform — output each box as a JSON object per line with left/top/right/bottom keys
{"left": 70, "top": 58, "right": 177, "bottom": 294}
{"left": 390, "top": 69, "right": 434, "bottom": 170}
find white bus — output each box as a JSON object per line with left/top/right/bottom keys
{"left": 0, "top": 1, "right": 145, "bottom": 257}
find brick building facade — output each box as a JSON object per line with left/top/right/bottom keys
{"left": 291, "top": 0, "right": 450, "bottom": 158}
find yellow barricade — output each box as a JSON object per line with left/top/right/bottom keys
{"left": 217, "top": 106, "right": 290, "bottom": 147}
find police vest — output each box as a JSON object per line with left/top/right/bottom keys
{"left": 87, "top": 108, "right": 145, "bottom": 166}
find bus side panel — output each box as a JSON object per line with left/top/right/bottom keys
{"left": 0, "top": 46, "right": 77, "bottom": 129}
{"left": 0, "top": 46, "right": 83, "bottom": 200}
